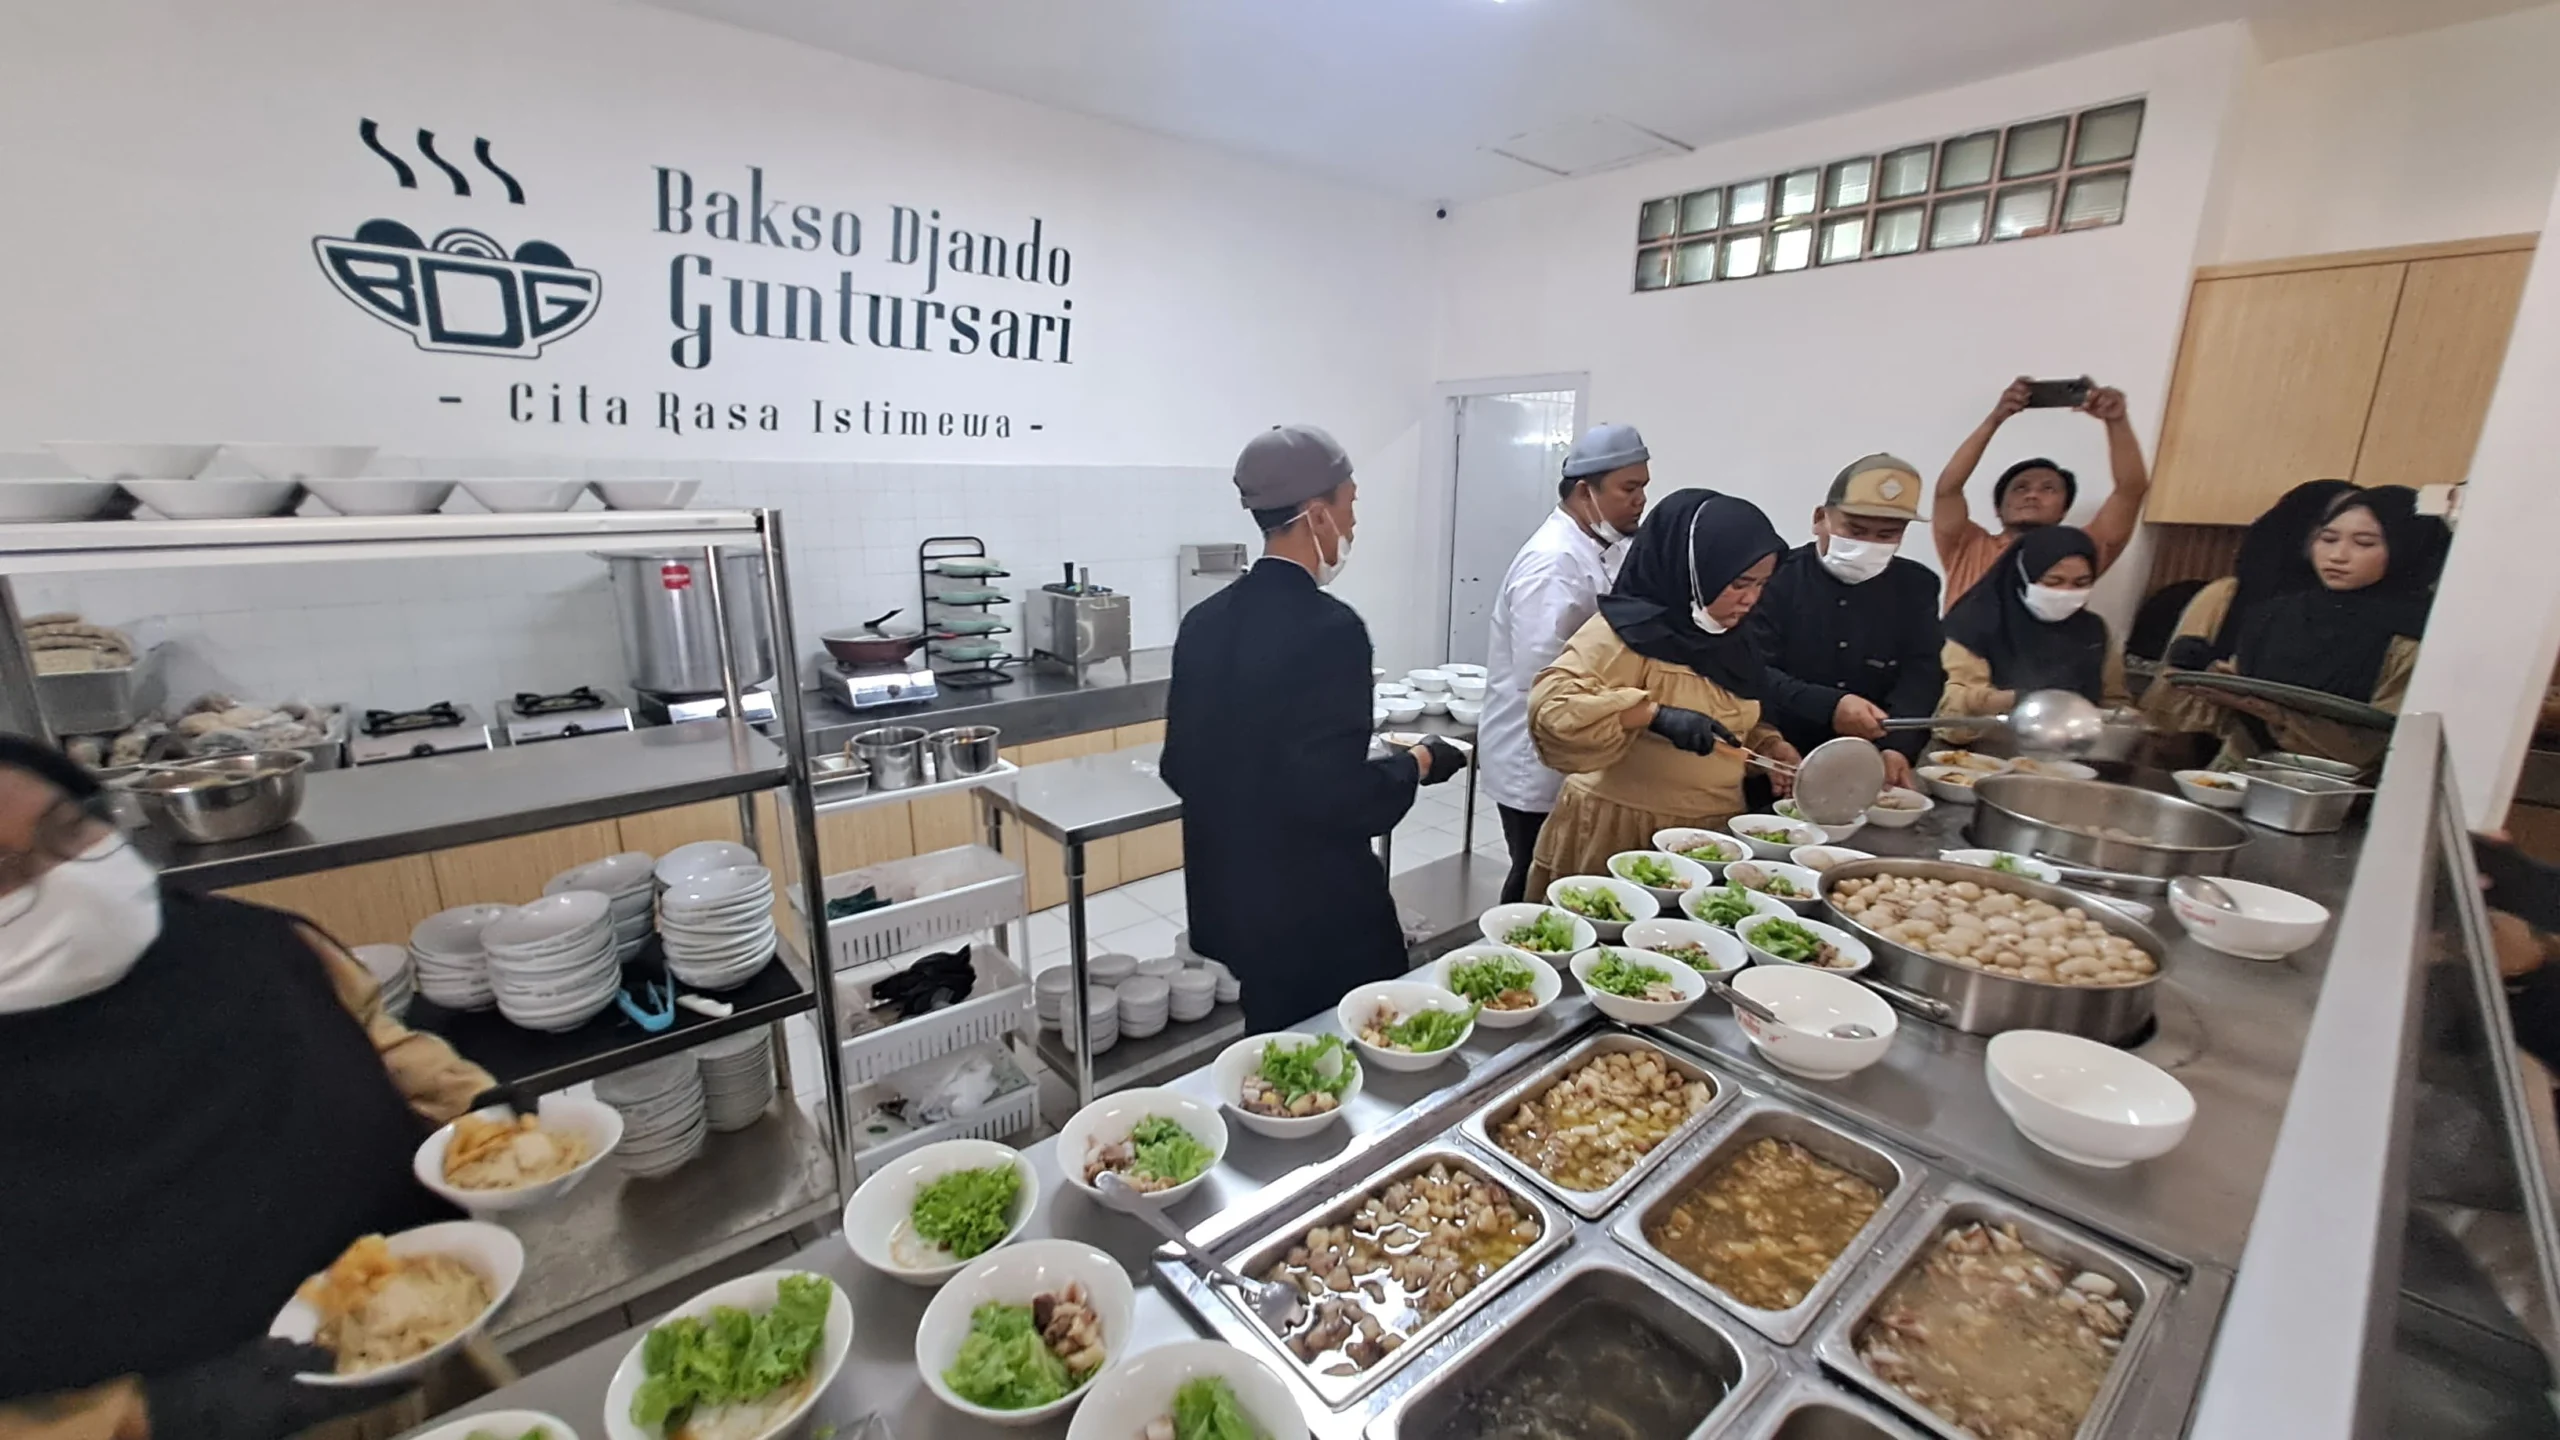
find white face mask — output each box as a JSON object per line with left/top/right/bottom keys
{"left": 2022, "top": 582, "right": 2092, "bottom": 622}
{"left": 1574, "top": 485, "right": 1629, "bottom": 548}
{"left": 0, "top": 835, "right": 164, "bottom": 1015}
{"left": 1690, "top": 603, "right": 1732, "bottom": 635}
{"left": 1299, "top": 504, "right": 1352, "bottom": 587}
{"left": 1818, "top": 535, "right": 1896, "bottom": 585}
{"left": 1685, "top": 503, "right": 1733, "bottom": 632}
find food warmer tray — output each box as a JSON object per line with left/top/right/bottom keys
{"left": 1610, "top": 1097, "right": 1930, "bottom": 1345}
{"left": 1458, "top": 1027, "right": 1739, "bottom": 1219}
{"left": 1810, "top": 1181, "right": 2176, "bottom": 1440}
{"left": 1723, "top": 1374, "right": 1929, "bottom": 1439}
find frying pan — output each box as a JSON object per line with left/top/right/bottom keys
{"left": 821, "top": 610, "right": 929, "bottom": 667}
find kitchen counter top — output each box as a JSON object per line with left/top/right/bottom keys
{"left": 802, "top": 647, "right": 1172, "bottom": 755}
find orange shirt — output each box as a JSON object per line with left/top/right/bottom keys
{"left": 1938, "top": 516, "right": 2131, "bottom": 612}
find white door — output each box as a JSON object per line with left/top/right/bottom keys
{"left": 1444, "top": 390, "right": 1578, "bottom": 665}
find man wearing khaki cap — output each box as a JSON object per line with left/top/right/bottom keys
{"left": 1162, "top": 426, "right": 1467, "bottom": 1030}
{"left": 1743, "top": 454, "right": 1945, "bottom": 791}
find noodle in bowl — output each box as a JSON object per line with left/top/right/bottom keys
{"left": 270, "top": 1222, "right": 524, "bottom": 1386}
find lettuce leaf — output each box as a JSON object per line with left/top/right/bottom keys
{"left": 943, "top": 1301, "right": 1075, "bottom": 1410}
{"left": 1173, "top": 1376, "right": 1272, "bottom": 1440}
{"left": 631, "top": 1274, "right": 833, "bottom": 1433}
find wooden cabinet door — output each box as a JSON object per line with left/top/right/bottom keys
{"left": 223, "top": 854, "right": 444, "bottom": 948}
{"left": 1001, "top": 731, "right": 1124, "bottom": 910}
{"left": 429, "top": 821, "right": 625, "bottom": 907}
{"left": 2149, "top": 265, "right": 2407, "bottom": 525}
{"left": 2352, "top": 249, "right": 2534, "bottom": 490}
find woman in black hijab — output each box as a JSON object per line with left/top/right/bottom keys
{"left": 1936, "top": 525, "right": 2133, "bottom": 735}
{"left": 1524, "top": 489, "right": 1798, "bottom": 892}
{"left": 2143, "top": 480, "right": 2359, "bottom": 757}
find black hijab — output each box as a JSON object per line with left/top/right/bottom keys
{"left": 2233, "top": 485, "right": 2446, "bottom": 699}
{"left": 2209, "top": 479, "right": 2359, "bottom": 661}
{"left": 1943, "top": 525, "right": 2110, "bottom": 702}
{"left": 1598, "top": 488, "right": 1783, "bottom": 696}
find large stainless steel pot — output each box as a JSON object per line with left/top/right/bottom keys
{"left": 1969, "top": 773, "right": 2248, "bottom": 878}
{"left": 600, "top": 551, "right": 774, "bottom": 695}
{"left": 1818, "top": 857, "right": 2169, "bottom": 1043}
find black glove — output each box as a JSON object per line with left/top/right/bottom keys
{"left": 1647, "top": 705, "right": 1737, "bottom": 756}
{"left": 466, "top": 1078, "right": 541, "bottom": 1117}
{"left": 143, "top": 1339, "right": 411, "bottom": 1440}
{"left": 2161, "top": 636, "right": 2212, "bottom": 669}
{"left": 1416, "top": 736, "right": 1470, "bottom": 786}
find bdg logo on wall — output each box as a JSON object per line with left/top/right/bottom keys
{"left": 312, "top": 120, "right": 601, "bottom": 359}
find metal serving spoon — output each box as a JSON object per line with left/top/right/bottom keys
{"left": 1875, "top": 688, "right": 2111, "bottom": 755}
{"left": 1096, "top": 1171, "right": 1301, "bottom": 1328}
{"left": 2168, "top": 874, "right": 2242, "bottom": 913}
{"left": 1702, "top": 974, "right": 1877, "bottom": 1040}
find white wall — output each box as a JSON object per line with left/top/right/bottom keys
{"left": 0, "top": 0, "right": 1435, "bottom": 707}
{"left": 1426, "top": 26, "right": 2255, "bottom": 634}
{"left": 2208, "top": 5, "right": 2560, "bottom": 265}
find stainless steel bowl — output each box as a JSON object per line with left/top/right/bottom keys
{"left": 926, "top": 724, "right": 1001, "bottom": 778}
{"left": 1969, "top": 773, "right": 2249, "bottom": 879}
{"left": 115, "top": 751, "right": 309, "bottom": 844}
{"left": 810, "top": 751, "right": 871, "bottom": 797}
{"left": 849, "top": 725, "right": 928, "bottom": 790}
{"left": 2239, "top": 768, "right": 2369, "bottom": 834}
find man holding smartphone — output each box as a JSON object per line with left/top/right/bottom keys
{"left": 1931, "top": 376, "right": 2151, "bottom": 610}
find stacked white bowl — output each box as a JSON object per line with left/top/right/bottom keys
{"left": 656, "top": 840, "right": 759, "bottom": 889}
{"left": 658, "top": 864, "right": 778, "bottom": 990}
{"left": 694, "top": 1030, "right": 776, "bottom": 1132}
{"left": 1088, "top": 952, "right": 1138, "bottom": 988}
{"left": 1134, "top": 955, "right": 1184, "bottom": 981}
{"left": 1207, "top": 960, "right": 1242, "bottom": 1006}
{"left": 1033, "top": 967, "right": 1075, "bottom": 1032}
{"left": 598, "top": 1055, "right": 707, "bottom": 1178}
{"left": 547, "top": 851, "right": 657, "bottom": 962}
{"left": 1118, "top": 976, "right": 1171, "bottom": 1038}
{"left": 410, "top": 905, "right": 511, "bottom": 1011}
{"left": 1168, "top": 967, "right": 1217, "bottom": 1023}
{"left": 483, "top": 891, "right": 621, "bottom": 1032}
{"left": 1065, "top": 986, "right": 1119, "bottom": 1055}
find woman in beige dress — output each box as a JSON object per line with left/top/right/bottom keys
{"left": 1524, "top": 489, "right": 1800, "bottom": 895}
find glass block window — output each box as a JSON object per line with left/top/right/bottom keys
{"left": 1632, "top": 97, "right": 2143, "bottom": 292}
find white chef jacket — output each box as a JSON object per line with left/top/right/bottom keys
{"left": 1477, "top": 508, "right": 1624, "bottom": 813}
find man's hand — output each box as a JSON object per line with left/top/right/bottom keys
{"left": 2080, "top": 383, "right": 2127, "bottom": 424}
{"left": 1416, "top": 737, "right": 1470, "bottom": 786}
{"left": 1882, "top": 749, "right": 1915, "bottom": 790}
{"left": 1763, "top": 739, "right": 1802, "bottom": 798}
{"left": 1992, "top": 377, "right": 2033, "bottom": 423}
{"left": 1832, "top": 693, "right": 1890, "bottom": 741}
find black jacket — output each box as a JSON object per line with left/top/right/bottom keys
{"left": 1746, "top": 544, "right": 1945, "bottom": 760}
{"left": 1162, "top": 559, "right": 1418, "bottom": 1030}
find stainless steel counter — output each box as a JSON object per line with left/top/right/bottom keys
{"left": 802, "top": 647, "right": 1173, "bottom": 755}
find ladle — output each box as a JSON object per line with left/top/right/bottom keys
{"left": 1095, "top": 1171, "right": 1301, "bottom": 1328}
{"left": 1876, "top": 688, "right": 2109, "bottom": 755}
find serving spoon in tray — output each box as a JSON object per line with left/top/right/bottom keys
{"left": 1096, "top": 1171, "right": 1302, "bottom": 1328}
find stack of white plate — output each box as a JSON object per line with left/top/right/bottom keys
{"left": 410, "top": 905, "right": 511, "bottom": 1011}
{"left": 1064, "top": 986, "right": 1119, "bottom": 1055}
{"left": 1118, "top": 976, "right": 1171, "bottom": 1039}
{"left": 350, "top": 943, "right": 415, "bottom": 1018}
{"left": 656, "top": 840, "right": 759, "bottom": 890}
{"left": 598, "top": 1055, "right": 707, "bottom": 1178}
{"left": 1033, "top": 967, "right": 1075, "bottom": 1032}
{"left": 1169, "top": 968, "right": 1218, "bottom": 1023}
{"left": 1206, "top": 960, "right": 1242, "bottom": 1006}
{"left": 659, "top": 865, "right": 777, "bottom": 990}
{"left": 694, "top": 1030, "right": 775, "bottom": 1132}
{"left": 483, "top": 891, "right": 620, "bottom": 1032}
{"left": 1134, "top": 955, "right": 1184, "bottom": 981}
{"left": 1088, "top": 952, "right": 1138, "bottom": 988}
{"left": 548, "top": 851, "right": 656, "bottom": 962}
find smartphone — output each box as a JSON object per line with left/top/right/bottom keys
{"left": 2023, "top": 377, "right": 2091, "bottom": 409}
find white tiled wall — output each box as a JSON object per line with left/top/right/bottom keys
{"left": 8, "top": 454, "right": 1248, "bottom": 713}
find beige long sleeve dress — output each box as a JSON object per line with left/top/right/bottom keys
{"left": 1523, "top": 615, "right": 1787, "bottom": 896}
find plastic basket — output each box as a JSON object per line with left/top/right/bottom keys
{"left": 811, "top": 844, "right": 1025, "bottom": 968}
{"left": 847, "top": 1076, "right": 1040, "bottom": 1180}
{"left": 836, "top": 939, "right": 1034, "bottom": 1086}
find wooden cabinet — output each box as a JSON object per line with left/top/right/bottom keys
{"left": 1001, "top": 731, "right": 1124, "bottom": 911}
{"left": 2147, "top": 235, "right": 2535, "bottom": 526}
{"left": 225, "top": 854, "right": 445, "bottom": 948}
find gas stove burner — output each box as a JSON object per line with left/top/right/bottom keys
{"left": 511, "top": 686, "right": 610, "bottom": 718}
{"left": 362, "top": 701, "right": 465, "bottom": 737}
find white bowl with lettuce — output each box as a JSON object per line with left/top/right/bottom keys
{"left": 1607, "top": 849, "right": 1714, "bottom": 910}
{"left": 1475, "top": 902, "right": 1596, "bottom": 958}
{"left": 843, "top": 1138, "right": 1039, "bottom": 1287}
{"left": 1622, "top": 917, "right": 1749, "bottom": 978}
{"left": 1721, "top": 859, "right": 1826, "bottom": 914}
{"left": 1570, "top": 945, "right": 1708, "bottom": 1025}
{"left": 1679, "top": 878, "right": 1794, "bottom": 931}
{"left": 1544, "top": 874, "right": 1658, "bottom": 942}
{"left": 919, "top": 1238, "right": 1136, "bottom": 1426}
{"left": 1212, "top": 1032, "right": 1363, "bottom": 1139}
{"left": 1735, "top": 911, "right": 1875, "bottom": 976}
{"left": 1338, "top": 979, "right": 1477, "bottom": 1073}
{"left": 1432, "top": 943, "right": 1562, "bottom": 1029}
{"left": 1649, "top": 827, "right": 1749, "bottom": 877}
{"left": 1064, "top": 1339, "right": 1310, "bottom": 1440}
{"left": 411, "top": 1410, "right": 577, "bottom": 1440}
{"left": 1058, "top": 1087, "right": 1228, "bottom": 1207}
{"left": 602, "top": 1269, "right": 852, "bottom": 1440}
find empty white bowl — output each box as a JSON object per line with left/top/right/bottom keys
{"left": 1064, "top": 1340, "right": 1309, "bottom": 1440}
{"left": 1440, "top": 663, "right": 1488, "bottom": 679}
{"left": 463, "top": 478, "right": 589, "bottom": 513}
{"left": 307, "top": 478, "right": 455, "bottom": 516}
{"left": 1431, "top": 944, "right": 1563, "bottom": 1029}
{"left": 595, "top": 479, "right": 702, "bottom": 510}
{"left": 1650, "top": 828, "right": 1747, "bottom": 875}
{"left": 1863, "top": 786, "right": 1936, "bottom": 827}
{"left": 0, "top": 479, "right": 120, "bottom": 522}
{"left": 123, "top": 478, "right": 300, "bottom": 519}
{"left": 411, "top": 903, "right": 513, "bottom": 957}
{"left": 1544, "top": 874, "right": 1659, "bottom": 942}
{"left": 1058, "top": 1087, "right": 1229, "bottom": 1206}
{"left": 1569, "top": 945, "right": 1708, "bottom": 1026}
{"left": 1606, "top": 849, "right": 1713, "bottom": 910}
{"left": 1211, "top": 1031, "right": 1364, "bottom": 1138}
{"left": 1722, "top": 859, "right": 1827, "bottom": 913}
{"left": 917, "top": 1239, "right": 1137, "bottom": 1426}
{"left": 47, "top": 442, "right": 218, "bottom": 481}
{"left": 1621, "top": 917, "right": 1749, "bottom": 976}
{"left": 413, "top": 1094, "right": 624, "bottom": 1214}
{"left": 1938, "top": 849, "right": 2062, "bottom": 884}
{"left": 657, "top": 839, "right": 760, "bottom": 886}
{"left": 270, "top": 1221, "right": 523, "bottom": 1385}
{"left": 548, "top": 851, "right": 658, "bottom": 897}
{"left": 1736, "top": 911, "right": 1874, "bottom": 976}
{"left": 1985, "top": 1029, "right": 2195, "bottom": 1167}
{"left": 1475, "top": 902, "right": 1597, "bottom": 958}
{"left": 1405, "top": 668, "right": 1451, "bottom": 692}
{"left": 843, "top": 1138, "right": 1039, "bottom": 1285}
{"left": 2167, "top": 876, "right": 2331, "bottom": 960}
{"left": 1338, "top": 980, "right": 1477, "bottom": 1072}
{"left": 1730, "top": 965, "right": 1896, "bottom": 1080}
{"left": 1373, "top": 682, "right": 1413, "bottom": 698}
{"left": 1381, "top": 697, "right": 1424, "bottom": 724}
{"left": 2173, "top": 769, "right": 2250, "bottom": 810}
{"left": 1445, "top": 697, "right": 1483, "bottom": 726}
{"left": 1420, "top": 695, "right": 1450, "bottom": 717}
{"left": 1729, "top": 814, "right": 1825, "bottom": 859}
{"left": 1448, "top": 675, "right": 1487, "bottom": 701}
{"left": 483, "top": 890, "right": 613, "bottom": 952}
{"left": 602, "top": 1269, "right": 853, "bottom": 1440}
{"left": 228, "top": 444, "right": 379, "bottom": 482}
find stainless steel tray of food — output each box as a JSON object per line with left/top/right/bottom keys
{"left": 1610, "top": 1097, "right": 1928, "bottom": 1345}
{"left": 1182, "top": 1141, "right": 1575, "bottom": 1410}
{"left": 1458, "top": 1026, "right": 1737, "bottom": 1220}
{"left": 1810, "top": 1182, "right": 2173, "bottom": 1440}
{"left": 1725, "top": 1374, "right": 1928, "bottom": 1439}
{"left": 1361, "top": 1246, "right": 1779, "bottom": 1440}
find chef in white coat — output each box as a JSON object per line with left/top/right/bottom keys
{"left": 1477, "top": 423, "right": 1651, "bottom": 903}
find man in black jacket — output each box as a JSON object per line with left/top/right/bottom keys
{"left": 1162, "top": 426, "right": 1466, "bottom": 1031}
{"left": 1746, "top": 454, "right": 1944, "bottom": 792}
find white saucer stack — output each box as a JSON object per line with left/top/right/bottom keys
{"left": 409, "top": 904, "right": 511, "bottom": 1011}
{"left": 694, "top": 1030, "right": 776, "bottom": 1132}
{"left": 1063, "top": 986, "right": 1118, "bottom": 1055}
{"left": 351, "top": 943, "right": 415, "bottom": 1018}
{"left": 1206, "top": 960, "right": 1242, "bottom": 1005}
{"left": 482, "top": 890, "right": 621, "bottom": 1032}
{"left": 1033, "top": 967, "right": 1075, "bottom": 1032}
{"left": 1118, "top": 975, "right": 1170, "bottom": 1039}
{"left": 598, "top": 1055, "right": 706, "bottom": 1178}
{"left": 1134, "top": 955, "right": 1184, "bottom": 981}
{"left": 1169, "top": 967, "right": 1218, "bottom": 1023}
{"left": 548, "top": 851, "right": 657, "bottom": 962}
{"left": 658, "top": 864, "right": 777, "bottom": 990}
